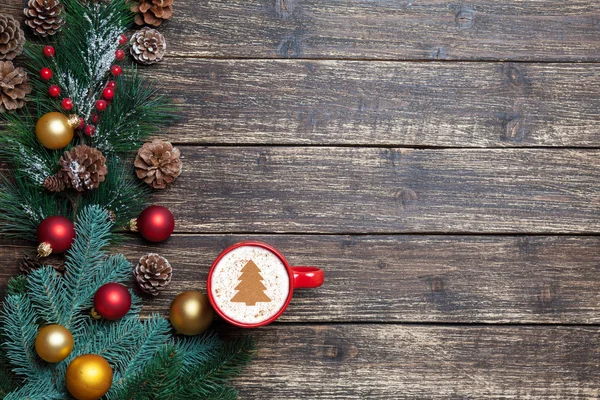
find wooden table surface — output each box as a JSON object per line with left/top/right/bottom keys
{"left": 3, "top": 1, "right": 600, "bottom": 398}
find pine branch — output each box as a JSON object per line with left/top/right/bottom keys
{"left": 27, "top": 267, "right": 68, "bottom": 326}
{"left": 120, "top": 317, "right": 172, "bottom": 379}
{"left": 0, "top": 295, "right": 42, "bottom": 379}
{"left": 62, "top": 205, "right": 113, "bottom": 333}
{"left": 4, "top": 372, "right": 62, "bottom": 400}
{"left": 93, "top": 68, "right": 178, "bottom": 155}
{"left": 7, "top": 276, "right": 28, "bottom": 296}
{"left": 175, "top": 336, "right": 256, "bottom": 398}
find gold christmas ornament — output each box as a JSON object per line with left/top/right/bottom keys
{"left": 34, "top": 324, "right": 74, "bottom": 363}
{"left": 35, "top": 112, "right": 79, "bottom": 150}
{"left": 169, "top": 291, "right": 213, "bottom": 336}
{"left": 66, "top": 354, "right": 113, "bottom": 400}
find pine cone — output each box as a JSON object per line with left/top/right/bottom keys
{"left": 45, "top": 145, "right": 108, "bottom": 192}
{"left": 132, "top": 0, "right": 173, "bottom": 27}
{"left": 0, "top": 15, "right": 25, "bottom": 61}
{"left": 134, "top": 253, "right": 172, "bottom": 296}
{"left": 0, "top": 61, "right": 31, "bottom": 113}
{"left": 134, "top": 140, "right": 182, "bottom": 189}
{"left": 20, "top": 255, "right": 66, "bottom": 275}
{"left": 43, "top": 174, "right": 66, "bottom": 192}
{"left": 24, "top": 0, "right": 65, "bottom": 37}
{"left": 130, "top": 27, "right": 166, "bottom": 65}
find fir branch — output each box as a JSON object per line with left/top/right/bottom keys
{"left": 120, "top": 317, "right": 172, "bottom": 379}
{"left": 175, "top": 336, "right": 256, "bottom": 398}
{"left": 7, "top": 276, "right": 28, "bottom": 296}
{"left": 0, "top": 295, "right": 42, "bottom": 379}
{"left": 62, "top": 205, "right": 113, "bottom": 333}
{"left": 107, "top": 344, "right": 183, "bottom": 400}
{"left": 27, "top": 267, "right": 68, "bottom": 326}
{"left": 4, "top": 372, "right": 62, "bottom": 400}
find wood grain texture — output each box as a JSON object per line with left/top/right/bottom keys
{"left": 2, "top": 235, "right": 600, "bottom": 324}
{"left": 157, "top": 0, "right": 600, "bottom": 62}
{"left": 142, "top": 147, "right": 600, "bottom": 234}
{"left": 230, "top": 324, "right": 600, "bottom": 399}
{"left": 156, "top": 59, "right": 600, "bottom": 147}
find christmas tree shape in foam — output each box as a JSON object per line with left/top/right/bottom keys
{"left": 230, "top": 260, "right": 272, "bottom": 306}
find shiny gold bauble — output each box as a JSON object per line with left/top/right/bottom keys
{"left": 35, "top": 112, "right": 79, "bottom": 149}
{"left": 169, "top": 290, "right": 213, "bottom": 335}
{"left": 34, "top": 324, "right": 74, "bottom": 363}
{"left": 65, "top": 354, "right": 113, "bottom": 400}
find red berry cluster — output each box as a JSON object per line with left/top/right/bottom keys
{"left": 40, "top": 34, "right": 128, "bottom": 137}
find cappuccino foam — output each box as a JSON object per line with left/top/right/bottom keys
{"left": 210, "top": 245, "right": 290, "bottom": 325}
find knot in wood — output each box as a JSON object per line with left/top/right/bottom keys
{"left": 455, "top": 8, "right": 474, "bottom": 29}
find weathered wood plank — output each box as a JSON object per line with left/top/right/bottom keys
{"left": 162, "top": 0, "right": 600, "bottom": 62}
{"left": 7, "top": 0, "right": 600, "bottom": 61}
{"left": 145, "top": 147, "right": 600, "bottom": 234}
{"left": 230, "top": 324, "right": 599, "bottom": 398}
{"left": 2, "top": 235, "right": 600, "bottom": 323}
{"left": 155, "top": 59, "right": 600, "bottom": 147}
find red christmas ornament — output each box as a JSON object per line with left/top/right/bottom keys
{"left": 61, "top": 98, "right": 73, "bottom": 111}
{"left": 91, "top": 113, "right": 100, "bottom": 124}
{"left": 40, "top": 67, "right": 53, "bottom": 81}
{"left": 48, "top": 85, "right": 61, "bottom": 98}
{"left": 95, "top": 99, "right": 107, "bottom": 112}
{"left": 84, "top": 125, "right": 96, "bottom": 137}
{"left": 94, "top": 283, "right": 132, "bottom": 320}
{"left": 37, "top": 216, "right": 76, "bottom": 257}
{"left": 110, "top": 65, "right": 122, "bottom": 77}
{"left": 133, "top": 205, "right": 175, "bottom": 243}
{"left": 102, "top": 87, "right": 114, "bottom": 100}
{"left": 77, "top": 117, "right": 85, "bottom": 130}
{"left": 106, "top": 80, "right": 117, "bottom": 89}
{"left": 118, "top": 34, "right": 127, "bottom": 45}
{"left": 43, "top": 45, "right": 55, "bottom": 57}
{"left": 115, "top": 49, "right": 125, "bottom": 61}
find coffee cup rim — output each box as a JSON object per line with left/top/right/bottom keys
{"left": 207, "top": 240, "right": 295, "bottom": 328}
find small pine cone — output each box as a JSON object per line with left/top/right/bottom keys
{"left": 0, "top": 61, "right": 31, "bottom": 113}
{"left": 0, "top": 15, "right": 25, "bottom": 60}
{"left": 130, "top": 27, "right": 166, "bottom": 65}
{"left": 24, "top": 0, "right": 65, "bottom": 37}
{"left": 134, "top": 253, "right": 172, "bottom": 296}
{"left": 43, "top": 174, "right": 67, "bottom": 192}
{"left": 132, "top": 0, "right": 173, "bottom": 27}
{"left": 134, "top": 140, "right": 182, "bottom": 189}
{"left": 57, "top": 145, "right": 108, "bottom": 192}
{"left": 20, "top": 255, "right": 66, "bottom": 275}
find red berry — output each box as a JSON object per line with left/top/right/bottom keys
{"left": 118, "top": 34, "right": 127, "bottom": 45}
{"left": 48, "top": 85, "right": 61, "bottom": 98}
{"left": 40, "top": 68, "right": 53, "bottom": 81}
{"left": 102, "top": 87, "right": 114, "bottom": 100}
{"left": 110, "top": 65, "right": 122, "bottom": 77}
{"left": 106, "top": 80, "right": 117, "bottom": 89}
{"left": 115, "top": 49, "right": 125, "bottom": 61}
{"left": 78, "top": 117, "right": 85, "bottom": 130}
{"left": 43, "top": 45, "right": 55, "bottom": 57}
{"left": 91, "top": 113, "right": 100, "bottom": 124}
{"left": 61, "top": 98, "right": 73, "bottom": 111}
{"left": 95, "top": 99, "right": 107, "bottom": 112}
{"left": 84, "top": 125, "right": 96, "bottom": 137}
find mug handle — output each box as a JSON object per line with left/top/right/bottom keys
{"left": 291, "top": 267, "right": 324, "bottom": 289}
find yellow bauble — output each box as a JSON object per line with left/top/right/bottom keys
{"left": 35, "top": 112, "right": 79, "bottom": 149}
{"left": 169, "top": 291, "right": 213, "bottom": 335}
{"left": 66, "top": 354, "right": 113, "bottom": 400}
{"left": 35, "top": 324, "right": 74, "bottom": 363}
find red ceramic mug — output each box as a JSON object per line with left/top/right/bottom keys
{"left": 207, "top": 241, "right": 324, "bottom": 328}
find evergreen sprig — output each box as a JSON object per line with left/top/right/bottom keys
{"left": 0, "top": 0, "right": 175, "bottom": 241}
{"left": 1, "top": 206, "right": 254, "bottom": 398}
